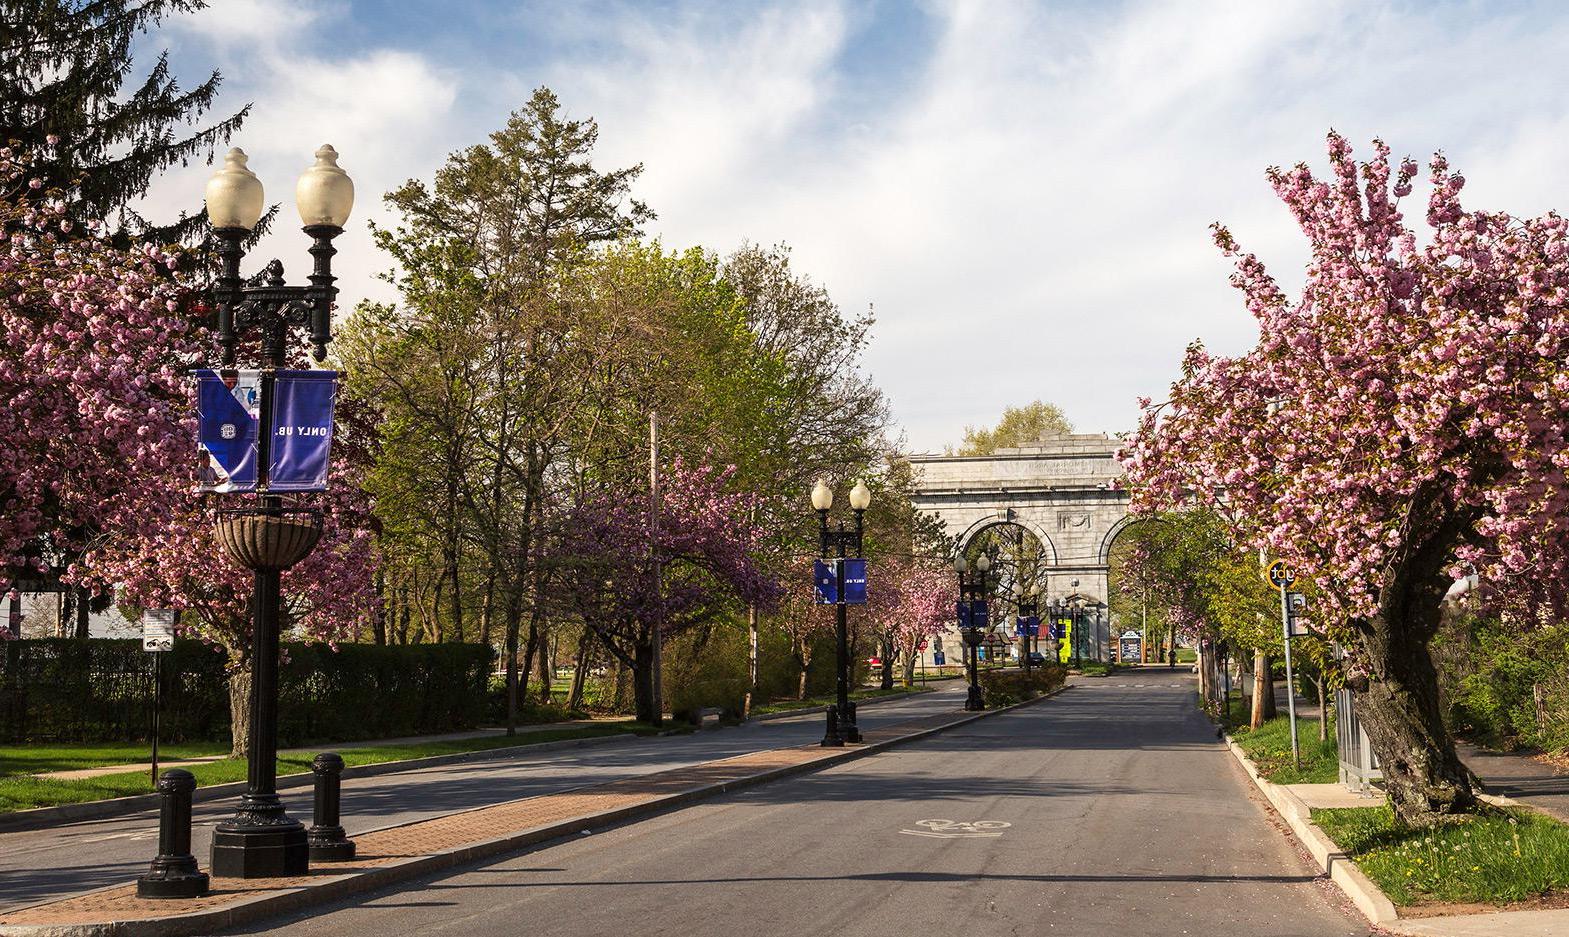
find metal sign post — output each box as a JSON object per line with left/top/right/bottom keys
{"left": 143, "top": 609, "right": 177, "bottom": 785}
{"left": 1265, "top": 562, "right": 1301, "bottom": 770}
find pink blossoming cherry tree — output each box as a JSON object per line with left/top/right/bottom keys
{"left": 1125, "top": 132, "right": 1569, "bottom": 826}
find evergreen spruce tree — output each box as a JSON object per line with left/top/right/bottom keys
{"left": 0, "top": 0, "right": 249, "bottom": 243}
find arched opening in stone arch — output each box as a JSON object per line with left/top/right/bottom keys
{"left": 1103, "top": 515, "right": 1178, "bottom": 666}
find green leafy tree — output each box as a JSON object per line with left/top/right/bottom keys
{"left": 0, "top": 0, "right": 249, "bottom": 243}
{"left": 955, "top": 400, "right": 1072, "bottom": 455}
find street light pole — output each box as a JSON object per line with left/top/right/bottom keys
{"left": 202, "top": 146, "right": 353, "bottom": 879}
{"left": 1015, "top": 584, "right": 1038, "bottom": 673}
{"left": 955, "top": 553, "right": 990, "bottom": 710}
{"left": 813, "top": 480, "right": 871, "bottom": 746}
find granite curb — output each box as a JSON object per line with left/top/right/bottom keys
{"left": 744, "top": 685, "right": 950, "bottom": 724}
{"left": 1222, "top": 733, "right": 1569, "bottom": 936}
{"left": 1222, "top": 736, "right": 1400, "bottom": 926}
{"left": 0, "top": 731, "right": 638, "bottom": 834}
{"left": 0, "top": 685, "right": 1072, "bottom": 937}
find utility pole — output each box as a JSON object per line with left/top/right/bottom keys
{"left": 649, "top": 411, "right": 663, "bottom": 726}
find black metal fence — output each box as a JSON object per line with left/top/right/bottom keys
{"left": 0, "top": 639, "right": 494, "bottom": 744}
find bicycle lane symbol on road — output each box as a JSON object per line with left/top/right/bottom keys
{"left": 899, "top": 819, "right": 1011, "bottom": 839}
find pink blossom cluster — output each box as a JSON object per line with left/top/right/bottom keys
{"left": 0, "top": 151, "right": 196, "bottom": 600}
{"left": 1124, "top": 131, "right": 1569, "bottom": 624}
{"left": 562, "top": 458, "right": 781, "bottom": 640}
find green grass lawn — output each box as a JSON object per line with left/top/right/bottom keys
{"left": 0, "top": 741, "right": 231, "bottom": 777}
{"left": 1314, "top": 805, "right": 1569, "bottom": 906}
{"left": 1223, "top": 693, "right": 1338, "bottom": 784}
{"left": 0, "top": 721, "right": 659, "bottom": 814}
{"left": 751, "top": 684, "right": 933, "bottom": 716}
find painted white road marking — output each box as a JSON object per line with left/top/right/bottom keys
{"left": 899, "top": 818, "right": 1011, "bottom": 838}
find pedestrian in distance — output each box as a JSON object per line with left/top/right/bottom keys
{"left": 1168, "top": 647, "right": 1176, "bottom": 670}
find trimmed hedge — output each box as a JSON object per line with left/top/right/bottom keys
{"left": 0, "top": 638, "right": 493, "bottom": 744}
{"left": 979, "top": 664, "right": 1068, "bottom": 707}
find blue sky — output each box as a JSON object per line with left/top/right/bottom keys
{"left": 137, "top": 0, "right": 1569, "bottom": 451}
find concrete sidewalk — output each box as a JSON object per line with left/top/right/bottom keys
{"left": 1457, "top": 741, "right": 1569, "bottom": 822}
{"left": 0, "top": 687, "right": 1063, "bottom": 937}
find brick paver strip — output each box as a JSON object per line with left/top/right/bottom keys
{"left": 0, "top": 691, "right": 1064, "bottom": 936}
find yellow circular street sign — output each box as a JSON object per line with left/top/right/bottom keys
{"left": 1265, "top": 560, "right": 1294, "bottom": 588}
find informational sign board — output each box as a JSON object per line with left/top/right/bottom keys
{"left": 142, "top": 608, "right": 176, "bottom": 652}
{"left": 195, "top": 369, "right": 338, "bottom": 493}
{"left": 933, "top": 651, "right": 946, "bottom": 666}
{"left": 955, "top": 600, "right": 971, "bottom": 627}
{"left": 1024, "top": 615, "right": 1040, "bottom": 636}
{"left": 970, "top": 601, "right": 989, "bottom": 629}
{"left": 841, "top": 558, "right": 868, "bottom": 605}
{"left": 1118, "top": 629, "right": 1142, "bottom": 663}
{"left": 813, "top": 559, "right": 837, "bottom": 604}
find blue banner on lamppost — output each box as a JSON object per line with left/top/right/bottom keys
{"left": 813, "top": 559, "right": 838, "bottom": 604}
{"left": 841, "top": 558, "right": 867, "bottom": 605}
{"left": 195, "top": 369, "right": 337, "bottom": 493}
{"left": 267, "top": 371, "right": 337, "bottom": 491}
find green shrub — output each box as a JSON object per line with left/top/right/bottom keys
{"left": 978, "top": 665, "right": 1067, "bottom": 707}
{"left": 0, "top": 638, "right": 493, "bottom": 744}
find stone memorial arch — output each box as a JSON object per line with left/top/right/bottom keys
{"left": 910, "top": 433, "right": 1134, "bottom": 663}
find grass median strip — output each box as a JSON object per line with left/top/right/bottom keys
{"left": 1223, "top": 694, "right": 1338, "bottom": 784}
{"left": 1313, "top": 805, "right": 1569, "bottom": 906}
{"left": 0, "top": 722, "right": 658, "bottom": 813}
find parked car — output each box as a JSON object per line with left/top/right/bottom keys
{"left": 1026, "top": 651, "right": 1049, "bottom": 666}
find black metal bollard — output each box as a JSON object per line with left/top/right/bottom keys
{"left": 307, "top": 752, "right": 355, "bottom": 861}
{"left": 820, "top": 704, "right": 842, "bottom": 747}
{"left": 137, "top": 769, "right": 210, "bottom": 898}
{"left": 843, "top": 700, "right": 861, "bottom": 743}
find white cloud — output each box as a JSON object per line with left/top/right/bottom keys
{"left": 135, "top": 0, "right": 1569, "bottom": 452}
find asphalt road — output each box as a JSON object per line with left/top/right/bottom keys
{"left": 0, "top": 682, "right": 969, "bottom": 912}
{"left": 236, "top": 670, "right": 1369, "bottom": 937}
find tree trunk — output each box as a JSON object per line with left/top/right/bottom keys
{"left": 372, "top": 569, "right": 387, "bottom": 645}
{"left": 568, "top": 628, "right": 592, "bottom": 711}
{"left": 1316, "top": 674, "right": 1329, "bottom": 742}
{"left": 480, "top": 573, "right": 496, "bottom": 650}
{"left": 744, "top": 604, "right": 758, "bottom": 718}
{"left": 880, "top": 636, "right": 895, "bottom": 691}
{"left": 632, "top": 639, "right": 657, "bottom": 724}
{"left": 73, "top": 586, "right": 90, "bottom": 638}
{"left": 227, "top": 658, "right": 252, "bottom": 759}
{"left": 504, "top": 595, "right": 522, "bottom": 736}
{"left": 902, "top": 646, "right": 917, "bottom": 688}
{"left": 1352, "top": 612, "right": 1477, "bottom": 826}
{"left": 1251, "top": 649, "right": 1272, "bottom": 728}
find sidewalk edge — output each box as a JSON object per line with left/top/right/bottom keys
{"left": 0, "top": 732, "right": 635, "bottom": 834}
{"left": 1221, "top": 736, "right": 1400, "bottom": 926}
{"left": 0, "top": 685, "right": 1071, "bottom": 937}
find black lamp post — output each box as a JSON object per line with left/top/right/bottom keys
{"left": 812, "top": 479, "right": 871, "bottom": 746}
{"left": 1014, "top": 583, "right": 1039, "bottom": 673}
{"left": 202, "top": 146, "right": 354, "bottom": 878}
{"left": 954, "top": 553, "right": 991, "bottom": 711}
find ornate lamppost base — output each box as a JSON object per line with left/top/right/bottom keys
{"left": 965, "top": 686, "right": 986, "bottom": 711}
{"left": 820, "top": 706, "right": 844, "bottom": 747}
{"left": 211, "top": 818, "right": 309, "bottom": 878}
{"left": 136, "top": 859, "right": 210, "bottom": 899}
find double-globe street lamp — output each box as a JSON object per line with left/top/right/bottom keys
{"left": 811, "top": 479, "right": 872, "bottom": 746}
{"left": 203, "top": 146, "right": 354, "bottom": 878}
{"left": 954, "top": 553, "right": 991, "bottom": 711}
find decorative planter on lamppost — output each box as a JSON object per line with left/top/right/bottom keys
{"left": 201, "top": 146, "right": 353, "bottom": 879}
{"left": 811, "top": 480, "right": 872, "bottom": 746}
{"left": 954, "top": 553, "right": 990, "bottom": 711}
